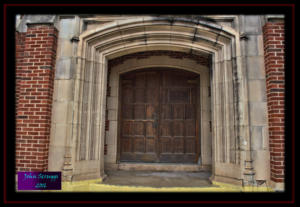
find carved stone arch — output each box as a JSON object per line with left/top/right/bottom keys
{"left": 60, "top": 17, "right": 252, "bottom": 185}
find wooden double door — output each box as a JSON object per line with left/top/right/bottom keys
{"left": 119, "top": 68, "right": 200, "bottom": 163}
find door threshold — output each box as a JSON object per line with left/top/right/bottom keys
{"left": 109, "top": 163, "right": 211, "bottom": 172}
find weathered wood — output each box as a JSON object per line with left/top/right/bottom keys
{"left": 119, "top": 68, "right": 200, "bottom": 163}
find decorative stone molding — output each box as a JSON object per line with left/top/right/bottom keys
{"left": 108, "top": 50, "right": 211, "bottom": 69}
{"left": 59, "top": 16, "right": 254, "bottom": 184}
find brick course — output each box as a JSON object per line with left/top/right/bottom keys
{"left": 15, "top": 24, "right": 58, "bottom": 172}
{"left": 262, "top": 22, "right": 285, "bottom": 183}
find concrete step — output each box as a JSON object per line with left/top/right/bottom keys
{"left": 115, "top": 163, "right": 211, "bottom": 172}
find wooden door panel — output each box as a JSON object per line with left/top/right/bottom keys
{"left": 160, "top": 121, "right": 172, "bottom": 137}
{"left": 146, "top": 88, "right": 159, "bottom": 103}
{"left": 122, "top": 104, "right": 133, "bottom": 119}
{"left": 135, "top": 88, "right": 145, "bottom": 103}
{"left": 133, "top": 138, "right": 144, "bottom": 152}
{"left": 135, "top": 73, "right": 146, "bottom": 87}
{"left": 173, "top": 138, "right": 184, "bottom": 153}
{"left": 122, "top": 88, "right": 133, "bottom": 103}
{"left": 169, "top": 89, "right": 190, "bottom": 103}
{"left": 185, "top": 138, "right": 196, "bottom": 153}
{"left": 161, "top": 104, "right": 172, "bottom": 119}
{"left": 161, "top": 89, "right": 169, "bottom": 103}
{"left": 133, "top": 122, "right": 144, "bottom": 136}
{"left": 134, "top": 104, "right": 145, "bottom": 119}
{"left": 160, "top": 138, "right": 172, "bottom": 153}
{"left": 121, "top": 138, "right": 131, "bottom": 152}
{"left": 120, "top": 71, "right": 160, "bottom": 162}
{"left": 186, "top": 121, "right": 196, "bottom": 136}
{"left": 146, "top": 122, "right": 156, "bottom": 137}
{"left": 146, "top": 105, "right": 158, "bottom": 119}
{"left": 191, "top": 87, "right": 197, "bottom": 104}
{"left": 185, "top": 104, "right": 196, "bottom": 119}
{"left": 122, "top": 121, "right": 132, "bottom": 136}
{"left": 145, "top": 138, "right": 155, "bottom": 153}
{"left": 120, "top": 69, "right": 199, "bottom": 163}
{"left": 173, "top": 121, "right": 184, "bottom": 136}
{"left": 173, "top": 104, "right": 185, "bottom": 119}
{"left": 147, "top": 72, "right": 160, "bottom": 88}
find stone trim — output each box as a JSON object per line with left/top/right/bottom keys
{"left": 63, "top": 17, "right": 252, "bottom": 184}
{"left": 108, "top": 51, "right": 211, "bottom": 68}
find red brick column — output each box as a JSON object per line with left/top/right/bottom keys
{"left": 15, "top": 24, "right": 58, "bottom": 172}
{"left": 16, "top": 32, "right": 26, "bottom": 106}
{"left": 262, "top": 22, "right": 285, "bottom": 183}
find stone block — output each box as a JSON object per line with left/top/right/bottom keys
{"left": 257, "top": 35, "right": 264, "bottom": 56}
{"left": 49, "top": 123, "right": 56, "bottom": 144}
{"left": 248, "top": 80, "right": 267, "bottom": 102}
{"left": 67, "top": 101, "right": 75, "bottom": 124}
{"left": 200, "top": 72, "right": 209, "bottom": 86}
{"left": 53, "top": 124, "right": 67, "bottom": 146}
{"left": 201, "top": 109, "right": 211, "bottom": 122}
{"left": 246, "top": 56, "right": 266, "bottom": 80}
{"left": 56, "top": 80, "right": 74, "bottom": 101}
{"left": 57, "top": 39, "right": 73, "bottom": 57}
{"left": 55, "top": 57, "right": 73, "bottom": 79}
{"left": 26, "top": 15, "right": 57, "bottom": 26}
{"left": 108, "top": 121, "right": 118, "bottom": 140}
{"left": 109, "top": 71, "right": 119, "bottom": 87}
{"left": 107, "top": 97, "right": 118, "bottom": 110}
{"left": 249, "top": 102, "right": 268, "bottom": 126}
{"left": 262, "top": 126, "right": 269, "bottom": 150}
{"left": 246, "top": 35, "right": 259, "bottom": 56}
{"left": 52, "top": 80, "right": 58, "bottom": 101}
{"left": 48, "top": 145, "right": 65, "bottom": 171}
{"left": 244, "top": 16, "right": 262, "bottom": 34}
{"left": 252, "top": 150, "right": 270, "bottom": 181}
{"left": 104, "top": 154, "right": 116, "bottom": 163}
{"left": 250, "top": 126, "right": 263, "bottom": 150}
{"left": 108, "top": 110, "right": 118, "bottom": 121}
{"left": 59, "top": 18, "right": 76, "bottom": 39}
{"left": 52, "top": 101, "right": 68, "bottom": 124}
{"left": 224, "top": 103, "right": 235, "bottom": 127}
{"left": 110, "top": 84, "right": 119, "bottom": 97}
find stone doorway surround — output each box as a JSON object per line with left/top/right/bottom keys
{"left": 104, "top": 54, "right": 211, "bottom": 170}
{"left": 47, "top": 16, "right": 261, "bottom": 186}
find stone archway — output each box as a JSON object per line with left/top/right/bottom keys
{"left": 50, "top": 17, "right": 253, "bottom": 185}
{"left": 104, "top": 51, "right": 212, "bottom": 171}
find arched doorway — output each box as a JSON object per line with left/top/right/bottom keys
{"left": 54, "top": 17, "right": 252, "bottom": 185}
{"left": 104, "top": 52, "right": 212, "bottom": 172}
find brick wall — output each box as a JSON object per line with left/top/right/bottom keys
{"left": 262, "top": 22, "right": 285, "bottom": 183}
{"left": 15, "top": 24, "right": 58, "bottom": 172}
{"left": 16, "top": 32, "right": 26, "bottom": 106}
